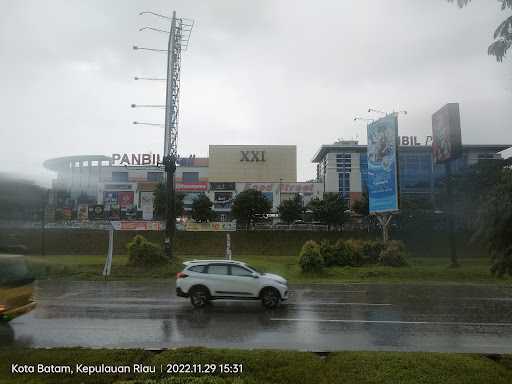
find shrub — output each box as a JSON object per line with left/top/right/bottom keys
{"left": 379, "top": 240, "right": 408, "bottom": 267}
{"left": 361, "top": 240, "right": 385, "bottom": 265}
{"left": 329, "top": 240, "right": 364, "bottom": 267}
{"left": 299, "top": 240, "right": 324, "bottom": 273}
{"left": 127, "top": 235, "right": 168, "bottom": 267}
{"left": 344, "top": 239, "right": 364, "bottom": 267}
{"left": 319, "top": 240, "right": 337, "bottom": 267}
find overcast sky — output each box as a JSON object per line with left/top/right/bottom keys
{"left": 1, "top": 0, "right": 511, "bottom": 186}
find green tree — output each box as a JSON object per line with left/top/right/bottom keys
{"left": 352, "top": 190, "right": 369, "bottom": 216}
{"left": 278, "top": 195, "right": 303, "bottom": 224}
{"left": 231, "top": 189, "right": 271, "bottom": 229}
{"left": 153, "top": 182, "right": 184, "bottom": 219}
{"left": 307, "top": 193, "right": 347, "bottom": 230}
{"left": 473, "top": 167, "right": 512, "bottom": 276}
{"left": 191, "top": 194, "right": 215, "bottom": 222}
{"left": 450, "top": 0, "right": 512, "bottom": 61}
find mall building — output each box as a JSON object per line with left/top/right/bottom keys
{"left": 43, "top": 145, "right": 323, "bottom": 221}
{"left": 312, "top": 139, "right": 511, "bottom": 207}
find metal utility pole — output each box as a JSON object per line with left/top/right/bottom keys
{"left": 162, "top": 11, "right": 193, "bottom": 259}
{"left": 134, "top": 11, "right": 193, "bottom": 258}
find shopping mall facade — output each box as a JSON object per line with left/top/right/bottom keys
{"left": 44, "top": 141, "right": 510, "bottom": 221}
{"left": 43, "top": 145, "right": 322, "bottom": 221}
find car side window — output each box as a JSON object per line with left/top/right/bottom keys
{"left": 206, "top": 264, "right": 229, "bottom": 275}
{"left": 230, "top": 265, "right": 253, "bottom": 277}
{"left": 187, "top": 265, "right": 206, "bottom": 273}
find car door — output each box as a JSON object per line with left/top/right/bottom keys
{"left": 203, "top": 263, "right": 231, "bottom": 297}
{"left": 228, "top": 265, "right": 261, "bottom": 298}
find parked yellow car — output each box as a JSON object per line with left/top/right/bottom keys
{"left": 0, "top": 254, "right": 36, "bottom": 321}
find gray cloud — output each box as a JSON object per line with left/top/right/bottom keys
{"left": 0, "top": 0, "right": 510, "bottom": 185}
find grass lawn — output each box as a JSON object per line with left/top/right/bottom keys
{"left": 0, "top": 347, "right": 511, "bottom": 384}
{"left": 26, "top": 254, "right": 512, "bottom": 285}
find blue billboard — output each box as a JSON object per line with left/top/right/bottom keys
{"left": 367, "top": 114, "right": 399, "bottom": 213}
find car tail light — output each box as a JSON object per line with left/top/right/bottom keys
{"left": 176, "top": 272, "right": 188, "bottom": 279}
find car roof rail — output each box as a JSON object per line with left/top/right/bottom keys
{"left": 183, "top": 259, "right": 243, "bottom": 265}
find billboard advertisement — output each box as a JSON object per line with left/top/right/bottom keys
{"left": 118, "top": 191, "right": 134, "bottom": 208}
{"left": 77, "top": 204, "right": 89, "bottom": 222}
{"left": 140, "top": 191, "right": 154, "bottom": 221}
{"left": 367, "top": 114, "right": 399, "bottom": 213}
{"left": 432, "top": 103, "right": 462, "bottom": 164}
{"left": 88, "top": 205, "right": 105, "bottom": 220}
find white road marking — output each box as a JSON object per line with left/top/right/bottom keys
{"left": 288, "top": 302, "right": 392, "bottom": 306}
{"left": 270, "top": 318, "right": 512, "bottom": 327}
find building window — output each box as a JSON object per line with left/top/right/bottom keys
{"left": 336, "top": 153, "right": 351, "bottom": 172}
{"left": 112, "top": 172, "right": 128, "bottom": 182}
{"left": 360, "top": 153, "right": 368, "bottom": 191}
{"left": 147, "top": 172, "right": 163, "bottom": 182}
{"left": 182, "top": 172, "right": 199, "bottom": 183}
{"left": 338, "top": 173, "right": 350, "bottom": 197}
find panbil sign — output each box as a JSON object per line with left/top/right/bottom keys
{"left": 240, "top": 150, "right": 265, "bottom": 162}
{"left": 111, "top": 221, "right": 161, "bottom": 231}
{"left": 176, "top": 182, "right": 208, "bottom": 191}
{"left": 280, "top": 183, "right": 314, "bottom": 193}
{"left": 367, "top": 114, "right": 399, "bottom": 213}
{"left": 184, "top": 222, "right": 236, "bottom": 232}
{"left": 399, "top": 136, "right": 433, "bottom": 146}
{"left": 432, "top": 103, "right": 462, "bottom": 164}
{"left": 242, "top": 183, "right": 274, "bottom": 192}
{"left": 112, "top": 153, "right": 161, "bottom": 166}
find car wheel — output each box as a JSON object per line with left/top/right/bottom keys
{"left": 190, "top": 286, "right": 209, "bottom": 308}
{"left": 261, "top": 287, "right": 280, "bottom": 309}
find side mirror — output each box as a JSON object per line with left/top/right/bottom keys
{"left": 251, "top": 272, "right": 259, "bottom": 279}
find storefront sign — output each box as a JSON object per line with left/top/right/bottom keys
{"left": 111, "top": 221, "right": 162, "bottom": 231}
{"left": 184, "top": 222, "right": 236, "bottom": 232}
{"left": 399, "top": 136, "right": 433, "bottom": 146}
{"left": 240, "top": 150, "right": 265, "bottom": 162}
{"left": 112, "top": 153, "right": 161, "bottom": 166}
{"left": 104, "top": 184, "right": 132, "bottom": 191}
{"left": 176, "top": 182, "right": 208, "bottom": 191}
{"left": 242, "top": 183, "right": 274, "bottom": 192}
{"left": 210, "top": 182, "right": 235, "bottom": 191}
{"left": 280, "top": 183, "right": 314, "bottom": 193}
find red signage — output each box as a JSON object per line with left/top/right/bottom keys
{"left": 118, "top": 191, "right": 134, "bottom": 208}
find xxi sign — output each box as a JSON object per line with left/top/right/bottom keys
{"left": 240, "top": 150, "right": 266, "bottom": 162}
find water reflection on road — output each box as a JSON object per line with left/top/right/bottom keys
{"left": 1, "top": 280, "right": 512, "bottom": 352}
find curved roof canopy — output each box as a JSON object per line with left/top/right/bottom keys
{"left": 43, "top": 155, "right": 112, "bottom": 172}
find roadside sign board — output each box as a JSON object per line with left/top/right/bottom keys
{"left": 432, "top": 103, "right": 462, "bottom": 164}
{"left": 367, "top": 114, "right": 399, "bottom": 213}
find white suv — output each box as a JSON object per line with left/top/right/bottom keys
{"left": 176, "top": 260, "right": 288, "bottom": 309}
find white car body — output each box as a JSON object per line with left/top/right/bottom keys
{"left": 176, "top": 260, "right": 288, "bottom": 308}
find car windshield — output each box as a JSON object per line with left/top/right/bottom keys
{"left": 243, "top": 264, "right": 263, "bottom": 274}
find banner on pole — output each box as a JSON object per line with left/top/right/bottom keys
{"left": 367, "top": 114, "right": 399, "bottom": 213}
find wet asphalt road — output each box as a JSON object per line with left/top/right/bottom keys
{"left": 2, "top": 280, "right": 512, "bottom": 352}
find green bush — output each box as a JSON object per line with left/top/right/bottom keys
{"left": 299, "top": 240, "right": 324, "bottom": 273}
{"left": 379, "top": 240, "right": 408, "bottom": 267}
{"left": 319, "top": 240, "right": 337, "bottom": 267}
{"left": 327, "top": 240, "right": 363, "bottom": 267}
{"left": 360, "top": 240, "right": 385, "bottom": 265}
{"left": 126, "top": 235, "right": 168, "bottom": 267}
